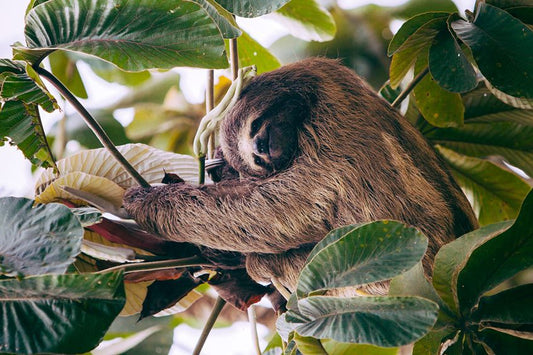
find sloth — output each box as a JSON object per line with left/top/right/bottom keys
{"left": 123, "top": 58, "right": 478, "bottom": 292}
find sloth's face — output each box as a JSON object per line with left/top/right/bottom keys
{"left": 236, "top": 112, "right": 298, "bottom": 177}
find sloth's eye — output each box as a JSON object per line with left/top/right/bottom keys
{"left": 254, "top": 155, "right": 264, "bottom": 167}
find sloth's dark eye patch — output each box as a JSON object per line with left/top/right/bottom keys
{"left": 254, "top": 155, "right": 265, "bottom": 167}
{"left": 250, "top": 116, "right": 266, "bottom": 137}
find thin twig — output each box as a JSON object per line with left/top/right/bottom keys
{"left": 96, "top": 256, "right": 207, "bottom": 274}
{"left": 230, "top": 38, "right": 239, "bottom": 81}
{"left": 193, "top": 296, "right": 227, "bottom": 355}
{"left": 248, "top": 305, "right": 261, "bottom": 355}
{"left": 206, "top": 70, "right": 215, "bottom": 159}
{"left": 35, "top": 66, "right": 150, "bottom": 188}
{"left": 391, "top": 66, "right": 430, "bottom": 109}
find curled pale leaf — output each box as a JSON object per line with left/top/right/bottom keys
{"left": 121, "top": 281, "right": 152, "bottom": 316}
{"left": 35, "top": 171, "right": 125, "bottom": 208}
{"left": 35, "top": 143, "right": 205, "bottom": 195}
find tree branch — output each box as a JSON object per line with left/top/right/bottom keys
{"left": 193, "top": 296, "right": 227, "bottom": 355}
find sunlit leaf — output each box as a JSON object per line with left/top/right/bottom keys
{"left": 389, "top": 17, "right": 447, "bottom": 88}
{"left": 0, "top": 271, "right": 125, "bottom": 354}
{"left": 0, "top": 197, "right": 83, "bottom": 276}
{"left": 48, "top": 51, "right": 88, "bottom": 98}
{"left": 121, "top": 281, "right": 151, "bottom": 316}
{"left": 269, "top": 0, "right": 336, "bottom": 42}
{"left": 35, "top": 171, "right": 125, "bottom": 208}
{"left": 388, "top": 12, "right": 449, "bottom": 56}
{"left": 321, "top": 339, "right": 398, "bottom": 355}
{"left": 18, "top": 0, "right": 229, "bottom": 70}
{"left": 451, "top": 3, "right": 533, "bottom": 98}
{"left": 35, "top": 143, "right": 205, "bottom": 195}
{"left": 232, "top": 31, "right": 281, "bottom": 74}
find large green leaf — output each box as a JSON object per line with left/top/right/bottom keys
{"left": 391, "top": 0, "right": 458, "bottom": 19}
{"left": 436, "top": 145, "right": 531, "bottom": 225}
{"left": 432, "top": 221, "right": 512, "bottom": 313}
{"left": 286, "top": 296, "right": 438, "bottom": 347}
{"left": 73, "top": 54, "right": 151, "bottom": 87}
{"left": 269, "top": 0, "right": 336, "bottom": 42}
{"left": 19, "top": 0, "right": 229, "bottom": 70}
{"left": 427, "top": 119, "right": 533, "bottom": 178}
{"left": 321, "top": 340, "right": 398, "bottom": 355}
{"left": 0, "top": 197, "right": 83, "bottom": 276}
{"left": 428, "top": 25, "right": 477, "bottom": 93}
{"left": 297, "top": 221, "right": 427, "bottom": 297}
{"left": 215, "top": 0, "right": 290, "bottom": 17}
{"left": 476, "top": 329, "right": 533, "bottom": 354}
{"left": 451, "top": 3, "right": 533, "bottom": 98}
{"left": 0, "top": 271, "right": 125, "bottom": 354}
{"left": 389, "top": 17, "right": 447, "bottom": 88}
{"left": 456, "top": 189, "right": 533, "bottom": 313}
{"left": 413, "top": 53, "right": 464, "bottom": 127}
{"left": 474, "top": 284, "right": 533, "bottom": 327}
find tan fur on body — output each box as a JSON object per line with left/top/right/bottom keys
{"left": 124, "top": 58, "right": 478, "bottom": 292}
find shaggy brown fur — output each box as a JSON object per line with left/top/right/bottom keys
{"left": 124, "top": 58, "right": 478, "bottom": 292}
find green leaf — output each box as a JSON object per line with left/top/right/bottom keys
{"left": 476, "top": 328, "right": 533, "bottom": 354}
{"left": 321, "top": 339, "right": 398, "bottom": 355}
{"left": 474, "top": 284, "right": 533, "bottom": 326}
{"left": 486, "top": 0, "right": 533, "bottom": 10}
{"left": 195, "top": 0, "right": 241, "bottom": 39}
{"left": 0, "top": 59, "right": 56, "bottom": 112}
{"left": 297, "top": 221, "right": 428, "bottom": 298}
{"left": 507, "top": 6, "right": 533, "bottom": 25}
{"left": 234, "top": 31, "right": 281, "bottom": 74}
{"left": 432, "top": 220, "right": 512, "bottom": 313}
{"left": 19, "top": 0, "right": 229, "bottom": 70}
{"left": 215, "top": 0, "right": 291, "bottom": 17}
{"left": 269, "top": 0, "right": 336, "bottom": 42}
{"left": 71, "top": 207, "right": 103, "bottom": 227}
{"left": 451, "top": 3, "right": 533, "bottom": 98}
{"left": 0, "top": 101, "right": 55, "bottom": 167}
{"left": 389, "top": 262, "right": 444, "bottom": 308}
{"left": 484, "top": 79, "right": 533, "bottom": 110}
{"left": 287, "top": 296, "right": 438, "bottom": 347}
{"left": 456, "top": 189, "right": 533, "bottom": 313}
{"left": 388, "top": 12, "right": 449, "bottom": 56}
{"left": 389, "top": 17, "right": 447, "bottom": 88}
{"left": 428, "top": 24, "right": 477, "bottom": 93}
{"left": 413, "top": 53, "right": 464, "bottom": 127}
{"left": 292, "top": 333, "right": 326, "bottom": 354}
{"left": 391, "top": 0, "right": 458, "bottom": 19}
{"left": 0, "top": 271, "right": 125, "bottom": 354}
{"left": 435, "top": 145, "right": 531, "bottom": 225}
{"left": 75, "top": 54, "right": 151, "bottom": 87}
{"left": 48, "top": 51, "right": 88, "bottom": 98}
{"left": 413, "top": 327, "right": 456, "bottom": 355}
{"left": 0, "top": 197, "right": 83, "bottom": 276}
{"left": 424, "top": 85, "right": 533, "bottom": 178}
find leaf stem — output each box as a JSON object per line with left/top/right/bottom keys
{"left": 392, "top": 66, "right": 429, "bottom": 109}
{"left": 248, "top": 305, "right": 261, "bottom": 355}
{"left": 230, "top": 37, "right": 239, "bottom": 81}
{"left": 34, "top": 65, "right": 151, "bottom": 188}
{"left": 193, "top": 296, "right": 227, "bottom": 355}
{"left": 97, "top": 256, "right": 207, "bottom": 274}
